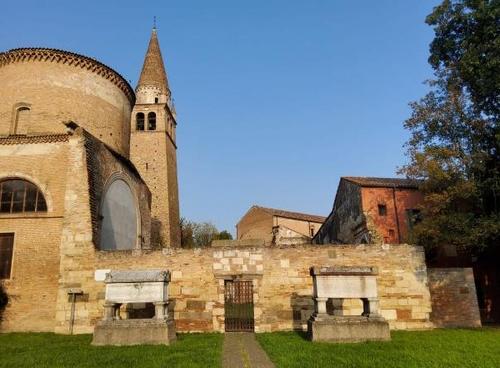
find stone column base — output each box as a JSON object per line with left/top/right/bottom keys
{"left": 92, "top": 318, "right": 176, "bottom": 346}
{"left": 307, "top": 314, "right": 390, "bottom": 343}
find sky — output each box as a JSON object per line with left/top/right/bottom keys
{"left": 0, "top": 1, "right": 441, "bottom": 235}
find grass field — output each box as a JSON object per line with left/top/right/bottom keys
{"left": 256, "top": 329, "right": 500, "bottom": 368}
{"left": 0, "top": 332, "right": 223, "bottom": 368}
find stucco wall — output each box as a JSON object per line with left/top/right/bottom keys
{"left": 361, "top": 187, "right": 423, "bottom": 243}
{"left": 236, "top": 208, "right": 274, "bottom": 241}
{"left": 275, "top": 217, "right": 323, "bottom": 238}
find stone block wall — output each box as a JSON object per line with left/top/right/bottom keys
{"left": 50, "top": 243, "right": 433, "bottom": 334}
{"left": 7, "top": 234, "right": 481, "bottom": 334}
{"left": 427, "top": 268, "right": 481, "bottom": 328}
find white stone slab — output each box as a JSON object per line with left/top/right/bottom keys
{"left": 95, "top": 269, "right": 111, "bottom": 282}
{"left": 105, "top": 282, "right": 168, "bottom": 303}
{"left": 314, "top": 275, "right": 378, "bottom": 298}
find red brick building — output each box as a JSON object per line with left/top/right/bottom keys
{"left": 313, "top": 177, "right": 423, "bottom": 244}
{"left": 314, "top": 176, "right": 499, "bottom": 324}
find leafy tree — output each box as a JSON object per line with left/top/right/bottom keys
{"left": 180, "top": 217, "right": 195, "bottom": 248}
{"left": 215, "top": 230, "right": 233, "bottom": 240}
{"left": 180, "top": 218, "right": 228, "bottom": 247}
{"left": 401, "top": 0, "right": 500, "bottom": 255}
{"left": 426, "top": 0, "right": 500, "bottom": 119}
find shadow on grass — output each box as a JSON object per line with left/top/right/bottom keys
{"left": 293, "top": 330, "right": 310, "bottom": 341}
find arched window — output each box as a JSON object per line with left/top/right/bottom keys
{"left": 148, "top": 112, "right": 156, "bottom": 130}
{"left": 136, "top": 113, "right": 145, "bottom": 131}
{"left": 12, "top": 105, "right": 31, "bottom": 135}
{"left": 99, "top": 179, "right": 138, "bottom": 250}
{"left": 0, "top": 179, "right": 47, "bottom": 213}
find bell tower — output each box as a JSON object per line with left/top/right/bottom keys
{"left": 130, "top": 26, "right": 180, "bottom": 247}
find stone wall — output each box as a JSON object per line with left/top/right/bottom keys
{"left": 47, "top": 243, "right": 432, "bottom": 334}
{"left": 427, "top": 268, "right": 481, "bottom": 328}
{"left": 54, "top": 129, "right": 153, "bottom": 333}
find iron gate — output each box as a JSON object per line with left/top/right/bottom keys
{"left": 224, "top": 280, "right": 254, "bottom": 332}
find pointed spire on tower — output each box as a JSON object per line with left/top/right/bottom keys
{"left": 137, "top": 26, "right": 170, "bottom": 95}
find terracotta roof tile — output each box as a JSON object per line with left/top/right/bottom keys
{"left": 0, "top": 48, "right": 135, "bottom": 103}
{"left": 137, "top": 29, "right": 169, "bottom": 94}
{"left": 253, "top": 205, "right": 326, "bottom": 223}
{"left": 342, "top": 176, "right": 422, "bottom": 189}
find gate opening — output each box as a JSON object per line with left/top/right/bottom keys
{"left": 224, "top": 280, "right": 254, "bottom": 332}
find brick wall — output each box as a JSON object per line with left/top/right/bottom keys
{"left": 0, "top": 54, "right": 132, "bottom": 156}
{"left": 427, "top": 268, "right": 481, "bottom": 328}
{"left": 0, "top": 139, "right": 69, "bottom": 332}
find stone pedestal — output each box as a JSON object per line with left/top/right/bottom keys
{"left": 307, "top": 266, "right": 391, "bottom": 343}
{"left": 92, "top": 270, "right": 176, "bottom": 346}
{"left": 308, "top": 314, "right": 390, "bottom": 343}
{"left": 92, "top": 318, "right": 176, "bottom": 346}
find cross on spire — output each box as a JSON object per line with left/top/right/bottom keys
{"left": 153, "top": 16, "right": 157, "bottom": 30}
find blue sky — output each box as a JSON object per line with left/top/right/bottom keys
{"left": 0, "top": 1, "right": 440, "bottom": 234}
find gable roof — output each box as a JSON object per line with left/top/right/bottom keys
{"left": 252, "top": 205, "right": 326, "bottom": 223}
{"left": 342, "top": 177, "right": 422, "bottom": 189}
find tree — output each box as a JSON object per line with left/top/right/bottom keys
{"left": 179, "top": 218, "right": 230, "bottom": 247}
{"left": 426, "top": 0, "right": 500, "bottom": 119}
{"left": 215, "top": 230, "right": 233, "bottom": 240}
{"left": 401, "top": 0, "right": 500, "bottom": 255}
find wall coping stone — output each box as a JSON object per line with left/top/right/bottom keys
{"left": 104, "top": 270, "right": 170, "bottom": 283}
{"left": 311, "top": 266, "right": 378, "bottom": 276}
{"left": 212, "top": 239, "right": 266, "bottom": 248}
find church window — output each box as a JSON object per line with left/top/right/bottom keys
{"left": 0, "top": 179, "right": 47, "bottom": 214}
{"left": 12, "top": 105, "right": 31, "bottom": 135}
{"left": 99, "top": 179, "right": 138, "bottom": 251}
{"left": 136, "top": 113, "right": 145, "bottom": 131}
{"left": 0, "top": 233, "right": 14, "bottom": 279}
{"left": 378, "top": 204, "right": 387, "bottom": 216}
{"left": 148, "top": 112, "right": 156, "bottom": 130}
{"left": 155, "top": 97, "right": 159, "bottom": 103}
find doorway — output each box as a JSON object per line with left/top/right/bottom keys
{"left": 224, "top": 280, "right": 254, "bottom": 332}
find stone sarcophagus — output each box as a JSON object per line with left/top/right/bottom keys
{"left": 92, "top": 270, "right": 176, "bottom": 346}
{"left": 308, "top": 266, "right": 390, "bottom": 343}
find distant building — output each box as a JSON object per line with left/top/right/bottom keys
{"left": 236, "top": 205, "right": 326, "bottom": 243}
{"left": 313, "top": 177, "right": 423, "bottom": 244}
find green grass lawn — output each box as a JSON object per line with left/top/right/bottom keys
{"left": 256, "top": 328, "right": 500, "bottom": 368}
{"left": 0, "top": 332, "right": 223, "bottom": 368}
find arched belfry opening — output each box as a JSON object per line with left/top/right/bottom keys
{"left": 148, "top": 112, "right": 156, "bottom": 130}
{"left": 136, "top": 113, "right": 145, "bottom": 131}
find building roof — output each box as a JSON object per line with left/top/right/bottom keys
{"left": 137, "top": 28, "right": 170, "bottom": 94}
{"left": 0, "top": 133, "right": 69, "bottom": 145}
{"left": 342, "top": 176, "right": 422, "bottom": 189}
{"left": 0, "top": 48, "right": 135, "bottom": 104}
{"left": 252, "top": 205, "right": 326, "bottom": 223}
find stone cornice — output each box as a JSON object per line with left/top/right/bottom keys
{"left": 0, "top": 48, "right": 135, "bottom": 104}
{"left": 0, "top": 133, "right": 70, "bottom": 145}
